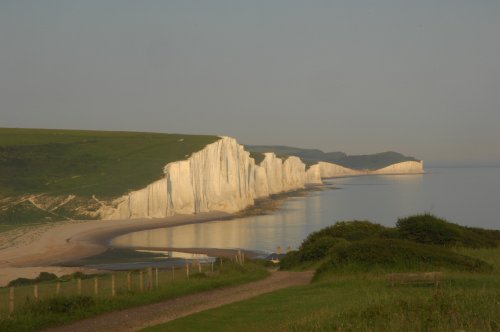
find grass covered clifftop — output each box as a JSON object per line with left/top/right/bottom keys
{"left": 0, "top": 128, "right": 218, "bottom": 226}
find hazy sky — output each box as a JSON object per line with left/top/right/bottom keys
{"left": 1, "top": 1, "right": 499, "bottom": 166}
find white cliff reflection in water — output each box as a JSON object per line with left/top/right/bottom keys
{"left": 112, "top": 196, "right": 319, "bottom": 253}
{"left": 111, "top": 168, "right": 500, "bottom": 253}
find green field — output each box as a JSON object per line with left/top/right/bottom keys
{"left": 0, "top": 261, "right": 269, "bottom": 331}
{"left": 0, "top": 128, "right": 218, "bottom": 225}
{"left": 146, "top": 260, "right": 500, "bottom": 332}
{"left": 146, "top": 215, "right": 500, "bottom": 332}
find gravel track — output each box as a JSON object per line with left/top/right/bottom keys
{"left": 43, "top": 270, "right": 313, "bottom": 332}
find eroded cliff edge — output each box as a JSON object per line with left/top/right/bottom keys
{"left": 99, "top": 137, "right": 423, "bottom": 220}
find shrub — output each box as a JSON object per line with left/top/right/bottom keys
{"left": 396, "top": 214, "right": 497, "bottom": 248}
{"left": 191, "top": 272, "right": 208, "bottom": 279}
{"left": 7, "top": 272, "right": 58, "bottom": 287}
{"left": 300, "top": 220, "right": 387, "bottom": 248}
{"left": 20, "top": 296, "right": 95, "bottom": 315}
{"left": 36, "top": 272, "right": 58, "bottom": 282}
{"left": 8, "top": 277, "right": 34, "bottom": 287}
{"left": 300, "top": 237, "right": 349, "bottom": 262}
{"left": 467, "top": 227, "right": 500, "bottom": 245}
{"left": 317, "top": 238, "right": 492, "bottom": 275}
{"left": 279, "top": 251, "right": 302, "bottom": 270}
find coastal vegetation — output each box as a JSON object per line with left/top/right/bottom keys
{"left": 147, "top": 214, "right": 500, "bottom": 331}
{"left": 0, "top": 128, "right": 218, "bottom": 226}
{"left": 0, "top": 260, "right": 268, "bottom": 331}
{"left": 280, "top": 214, "right": 499, "bottom": 275}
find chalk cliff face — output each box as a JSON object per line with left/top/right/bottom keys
{"left": 371, "top": 161, "right": 424, "bottom": 175}
{"left": 100, "top": 137, "right": 423, "bottom": 220}
{"left": 259, "top": 153, "right": 284, "bottom": 195}
{"left": 319, "top": 160, "right": 424, "bottom": 178}
{"left": 282, "top": 156, "right": 306, "bottom": 191}
{"left": 254, "top": 165, "right": 270, "bottom": 198}
{"left": 305, "top": 164, "right": 322, "bottom": 185}
{"left": 319, "top": 161, "right": 363, "bottom": 178}
{"left": 101, "top": 137, "right": 314, "bottom": 220}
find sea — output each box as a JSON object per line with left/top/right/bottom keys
{"left": 112, "top": 167, "right": 500, "bottom": 254}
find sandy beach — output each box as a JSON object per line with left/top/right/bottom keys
{"left": 0, "top": 187, "right": 322, "bottom": 287}
{"left": 0, "top": 211, "right": 232, "bottom": 286}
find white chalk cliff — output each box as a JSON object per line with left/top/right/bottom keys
{"left": 101, "top": 137, "right": 311, "bottom": 220}
{"left": 305, "top": 164, "right": 322, "bottom": 185}
{"left": 371, "top": 161, "right": 424, "bottom": 175}
{"left": 99, "top": 137, "right": 423, "bottom": 220}
{"left": 319, "top": 161, "right": 364, "bottom": 178}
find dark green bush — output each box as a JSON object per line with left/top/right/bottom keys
{"left": 7, "top": 272, "right": 58, "bottom": 287}
{"left": 281, "top": 216, "right": 498, "bottom": 272}
{"left": 36, "top": 272, "right": 58, "bottom": 282}
{"left": 317, "top": 238, "right": 492, "bottom": 275}
{"left": 396, "top": 214, "right": 497, "bottom": 248}
{"left": 279, "top": 251, "right": 302, "bottom": 270}
{"left": 20, "top": 296, "right": 95, "bottom": 315}
{"left": 301, "top": 220, "right": 387, "bottom": 248}
{"left": 191, "top": 272, "right": 208, "bottom": 279}
{"left": 8, "top": 277, "right": 34, "bottom": 287}
{"left": 467, "top": 227, "right": 500, "bottom": 245}
{"left": 300, "top": 237, "right": 349, "bottom": 262}
{"left": 377, "top": 227, "right": 400, "bottom": 239}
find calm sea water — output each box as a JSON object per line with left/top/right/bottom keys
{"left": 112, "top": 167, "right": 500, "bottom": 253}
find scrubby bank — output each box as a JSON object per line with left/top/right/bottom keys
{"left": 280, "top": 214, "right": 499, "bottom": 275}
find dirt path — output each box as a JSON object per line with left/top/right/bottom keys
{"left": 43, "top": 270, "right": 314, "bottom": 332}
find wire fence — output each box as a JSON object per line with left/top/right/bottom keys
{"left": 0, "top": 254, "right": 243, "bottom": 318}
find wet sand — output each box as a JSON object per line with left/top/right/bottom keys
{"left": 0, "top": 212, "right": 231, "bottom": 286}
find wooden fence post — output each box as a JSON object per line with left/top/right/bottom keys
{"left": 9, "top": 287, "right": 14, "bottom": 316}
{"left": 139, "top": 271, "right": 144, "bottom": 292}
{"left": 211, "top": 261, "right": 214, "bottom": 273}
{"left": 198, "top": 262, "right": 202, "bottom": 273}
{"left": 147, "top": 268, "right": 153, "bottom": 291}
{"left": 77, "top": 278, "right": 82, "bottom": 295}
{"left": 94, "top": 277, "right": 99, "bottom": 295}
{"left": 111, "top": 274, "right": 116, "bottom": 297}
{"left": 186, "top": 263, "right": 190, "bottom": 279}
{"left": 155, "top": 268, "right": 159, "bottom": 288}
{"left": 127, "top": 272, "right": 131, "bottom": 291}
{"left": 56, "top": 281, "right": 61, "bottom": 295}
{"left": 34, "top": 284, "right": 39, "bottom": 300}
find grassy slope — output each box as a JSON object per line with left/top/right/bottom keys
{"left": 0, "top": 128, "right": 218, "bottom": 197}
{"left": 146, "top": 217, "right": 500, "bottom": 331}
{"left": 0, "top": 128, "right": 218, "bottom": 225}
{"left": 0, "top": 261, "right": 269, "bottom": 332}
{"left": 145, "top": 247, "right": 500, "bottom": 332}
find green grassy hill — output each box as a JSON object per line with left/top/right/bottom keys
{"left": 280, "top": 214, "right": 500, "bottom": 274}
{"left": 147, "top": 215, "right": 500, "bottom": 332}
{"left": 0, "top": 128, "right": 218, "bottom": 226}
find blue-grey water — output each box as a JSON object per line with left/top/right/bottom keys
{"left": 112, "top": 167, "right": 500, "bottom": 253}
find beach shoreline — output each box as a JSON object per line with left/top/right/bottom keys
{"left": 0, "top": 186, "right": 324, "bottom": 286}
{"left": 0, "top": 212, "right": 233, "bottom": 286}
